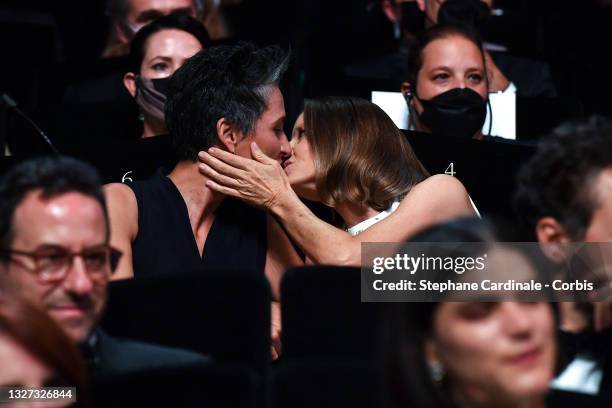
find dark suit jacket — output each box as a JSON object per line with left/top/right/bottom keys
{"left": 86, "top": 329, "right": 212, "bottom": 379}
{"left": 490, "top": 51, "right": 559, "bottom": 98}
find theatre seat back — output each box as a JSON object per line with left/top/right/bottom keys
{"left": 280, "top": 266, "right": 385, "bottom": 360}
{"left": 100, "top": 271, "right": 271, "bottom": 378}
{"left": 92, "top": 363, "right": 258, "bottom": 408}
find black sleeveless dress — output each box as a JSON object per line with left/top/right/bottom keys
{"left": 126, "top": 173, "right": 267, "bottom": 277}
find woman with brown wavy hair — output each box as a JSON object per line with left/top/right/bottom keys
{"left": 198, "top": 96, "right": 476, "bottom": 265}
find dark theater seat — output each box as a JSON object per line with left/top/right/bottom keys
{"left": 280, "top": 266, "right": 386, "bottom": 360}
{"left": 547, "top": 390, "right": 612, "bottom": 408}
{"left": 92, "top": 363, "right": 258, "bottom": 408}
{"left": 404, "top": 130, "right": 536, "bottom": 225}
{"left": 271, "top": 360, "right": 390, "bottom": 408}
{"left": 100, "top": 271, "right": 271, "bottom": 380}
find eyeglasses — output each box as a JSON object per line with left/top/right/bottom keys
{"left": 0, "top": 244, "right": 122, "bottom": 284}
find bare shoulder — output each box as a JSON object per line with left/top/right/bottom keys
{"left": 395, "top": 175, "right": 475, "bottom": 222}
{"left": 104, "top": 183, "right": 137, "bottom": 211}
{"left": 410, "top": 174, "right": 469, "bottom": 197}
{"left": 104, "top": 183, "right": 138, "bottom": 279}
{"left": 103, "top": 183, "right": 138, "bottom": 237}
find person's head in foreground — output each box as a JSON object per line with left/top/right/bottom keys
{"left": 401, "top": 23, "right": 489, "bottom": 139}
{"left": 389, "top": 301, "right": 556, "bottom": 408}
{"left": 123, "top": 14, "right": 210, "bottom": 138}
{"left": 515, "top": 116, "right": 612, "bottom": 245}
{"left": 286, "top": 96, "right": 429, "bottom": 208}
{"left": 516, "top": 117, "right": 612, "bottom": 333}
{"left": 166, "top": 42, "right": 291, "bottom": 163}
{"left": 0, "top": 296, "right": 88, "bottom": 407}
{"left": 387, "top": 218, "right": 556, "bottom": 408}
{"left": 0, "top": 157, "right": 120, "bottom": 344}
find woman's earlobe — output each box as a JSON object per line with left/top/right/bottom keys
{"left": 536, "top": 217, "right": 572, "bottom": 263}
{"left": 216, "top": 117, "right": 237, "bottom": 153}
{"left": 123, "top": 72, "right": 138, "bottom": 98}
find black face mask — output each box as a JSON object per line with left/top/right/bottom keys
{"left": 150, "top": 77, "right": 171, "bottom": 96}
{"left": 414, "top": 88, "right": 487, "bottom": 139}
{"left": 134, "top": 76, "right": 172, "bottom": 124}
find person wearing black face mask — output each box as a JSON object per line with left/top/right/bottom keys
{"left": 401, "top": 24, "right": 490, "bottom": 139}
{"left": 419, "top": 0, "right": 558, "bottom": 97}
{"left": 123, "top": 14, "right": 210, "bottom": 138}
{"left": 407, "top": 86, "right": 488, "bottom": 139}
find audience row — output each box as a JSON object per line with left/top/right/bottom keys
{"left": 2, "top": 1, "right": 612, "bottom": 406}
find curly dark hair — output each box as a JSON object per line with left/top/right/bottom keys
{"left": 514, "top": 116, "right": 612, "bottom": 240}
{"left": 165, "top": 42, "right": 290, "bottom": 161}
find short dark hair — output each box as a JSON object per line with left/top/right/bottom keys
{"left": 165, "top": 42, "right": 290, "bottom": 161}
{"left": 0, "top": 156, "right": 109, "bottom": 250}
{"left": 514, "top": 116, "right": 612, "bottom": 240}
{"left": 128, "top": 14, "right": 210, "bottom": 73}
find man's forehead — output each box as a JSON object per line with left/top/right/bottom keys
{"left": 13, "top": 191, "right": 106, "bottom": 235}
{"left": 17, "top": 189, "right": 98, "bottom": 211}
{"left": 130, "top": 0, "right": 195, "bottom": 13}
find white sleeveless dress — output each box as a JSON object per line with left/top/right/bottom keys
{"left": 345, "top": 197, "right": 480, "bottom": 237}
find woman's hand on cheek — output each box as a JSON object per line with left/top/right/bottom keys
{"left": 197, "top": 143, "right": 293, "bottom": 211}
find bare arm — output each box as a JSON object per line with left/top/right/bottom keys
{"left": 267, "top": 175, "right": 475, "bottom": 265}
{"left": 265, "top": 215, "right": 302, "bottom": 361}
{"left": 264, "top": 214, "right": 303, "bottom": 299}
{"left": 198, "top": 144, "right": 475, "bottom": 266}
{"left": 104, "top": 183, "right": 138, "bottom": 280}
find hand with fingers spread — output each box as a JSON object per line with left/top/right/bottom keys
{"left": 198, "top": 142, "right": 295, "bottom": 211}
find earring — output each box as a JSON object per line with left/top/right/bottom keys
{"left": 403, "top": 91, "right": 413, "bottom": 103}
{"left": 428, "top": 361, "right": 445, "bottom": 384}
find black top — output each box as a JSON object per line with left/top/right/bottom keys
{"left": 127, "top": 172, "right": 267, "bottom": 277}
{"left": 83, "top": 328, "right": 211, "bottom": 379}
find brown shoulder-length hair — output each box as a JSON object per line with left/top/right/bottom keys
{"left": 0, "top": 297, "right": 90, "bottom": 405}
{"left": 303, "top": 96, "right": 429, "bottom": 211}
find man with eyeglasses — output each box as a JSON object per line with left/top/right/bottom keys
{"left": 0, "top": 156, "right": 209, "bottom": 377}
